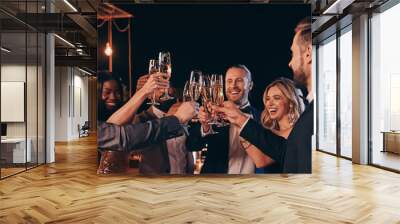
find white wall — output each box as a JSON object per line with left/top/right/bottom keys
{"left": 1, "top": 65, "right": 27, "bottom": 139}
{"left": 54, "top": 67, "right": 89, "bottom": 141}
{"left": 1, "top": 64, "right": 45, "bottom": 163}
{"left": 55, "top": 66, "right": 69, "bottom": 141}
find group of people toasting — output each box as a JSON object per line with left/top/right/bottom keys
{"left": 97, "top": 17, "right": 313, "bottom": 174}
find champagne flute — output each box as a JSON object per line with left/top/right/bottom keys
{"left": 182, "top": 81, "right": 192, "bottom": 102}
{"left": 189, "top": 70, "right": 202, "bottom": 122}
{"left": 159, "top": 51, "right": 173, "bottom": 101}
{"left": 181, "top": 81, "right": 192, "bottom": 129}
{"left": 201, "top": 75, "right": 218, "bottom": 134}
{"left": 147, "top": 59, "right": 160, "bottom": 106}
{"left": 212, "top": 74, "right": 228, "bottom": 127}
{"left": 208, "top": 74, "right": 219, "bottom": 125}
{"left": 189, "top": 70, "right": 202, "bottom": 102}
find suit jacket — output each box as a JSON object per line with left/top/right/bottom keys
{"left": 240, "top": 101, "right": 314, "bottom": 173}
{"left": 186, "top": 105, "right": 260, "bottom": 174}
{"left": 97, "top": 116, "right": 185, "bottom": 153}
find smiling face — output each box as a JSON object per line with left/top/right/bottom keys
{"left": 265, "top": 85, "right": 289, "bottom": 121}
{"left": 101, "top": 80, "right": 122, "bottom": 110}
{"left": 225, "top": 67, "right": 252, "bottom": 105}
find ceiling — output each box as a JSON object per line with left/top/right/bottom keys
{"left": 0, "top": 0, "right": 98, "bottom": 72}
{"left": 311, "top": 0, "right": 391, "bottom": 44}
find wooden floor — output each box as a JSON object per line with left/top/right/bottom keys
{"left": 372, "top": 151, "right": 400, "bottom": 171}
{"left": 1, "top": 135, "right": 400, "bottom": 223}
{"left": 1, "top": 167, "right": 26, "bottom": 178}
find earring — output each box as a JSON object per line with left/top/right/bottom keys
{"left": 288, "top": 105, "right": 295, "bottom": 126}
{"left": 273, "top": 119, "right": 279, "bottom": 130}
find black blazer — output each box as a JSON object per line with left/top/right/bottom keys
{"left": 240, "top": 101, "right": 314, "bottom": 173}
{"left": 186, "top": 105, "right": 260, "bottom": 174}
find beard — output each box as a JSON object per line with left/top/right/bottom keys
{"left": 293, "top": 56, "right": 307, "bottom": 87}
{"left": 293, "top": 70, "right": 307, "bottom": 87}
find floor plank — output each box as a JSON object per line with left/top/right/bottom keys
{"left": 0, "top": 134, "right": 400, "bottom": 223}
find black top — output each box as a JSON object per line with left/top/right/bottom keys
{"left": 240, "top": 101, "right": 313, "bottom": 173}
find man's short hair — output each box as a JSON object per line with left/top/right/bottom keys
{"left": 227, "top": 64, "right": 252, "bottom": 82}
{"left": 295, "top": 17, "right": 312, "bottom": 47}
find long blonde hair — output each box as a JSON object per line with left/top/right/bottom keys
{"left": 261, "top": 77, "right": 305, "bottom": 131}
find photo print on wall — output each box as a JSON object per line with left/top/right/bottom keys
{"left": 97, "top": 3, "right": 313, "bottom": 175}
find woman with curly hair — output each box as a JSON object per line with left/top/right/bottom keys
{"left": 241, "top": 77, "right": 305, "bottom": 173}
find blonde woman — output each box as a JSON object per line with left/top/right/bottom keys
{"left": 241, "top": 77, "right": 305, "bottom": 173}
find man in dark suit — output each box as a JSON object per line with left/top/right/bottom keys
{"left": 215, "top": 18, "right": 313, "bottom": 173}
{"left": 186, "top": 65, "right": 260, "bottom": 174}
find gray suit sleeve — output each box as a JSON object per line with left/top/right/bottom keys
{"left": 97, "top": 116, "right": 186, "bottom": 152}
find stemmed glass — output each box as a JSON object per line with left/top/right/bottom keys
{"left": 158, "top": 51, "right": 174, "bottom": 101}
{"left": 211, "top": 74, "right": 229, "bottom": 127}
{"left": 147, "top": 59, "right": 160, "bottom": 106}
{"left": 182, "top": 81, "right": 193, "bottom": 128}
{"left": 189, "top": 70, "right": 202, "bottom": 122}
{"left": 200, "top": 75, "right": 218, "bottom": 134}
{"left": 182, "top": 81, "right": 192, "bottom": 102}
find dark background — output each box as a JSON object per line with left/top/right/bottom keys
{"left": 98, "top": 4, "right": 310, "bottom": 110}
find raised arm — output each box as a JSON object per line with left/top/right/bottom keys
{"left": 98, "top": 116, "right": 184, "bottom": 152}
{"left": 98, "top": 101, "right": 198, "bottom": 152}
{"left": 107, "top": 73, "right": 167, "bottom": 125}
{"left": 212, "top": 101, "right": 287, "bottom": 163}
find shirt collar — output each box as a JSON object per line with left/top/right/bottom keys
{"left": 239, "top": 101, "right": 250, "bottom": 110}
{"left": 306, "top": 91, "right": 314, "bottom": 103}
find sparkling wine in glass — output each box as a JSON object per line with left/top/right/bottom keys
{"left": 189, "top": 70, "right": 203, "bottom": 122}
{"left": 189, "top": 70, "right": 202, "bottom": 102}
{"left": 212, "top": 74, "right": 228, "bottom": 127}
{"left": 201, "top": 75, "right": 218, "bottom": 134}
{"left": 147, "top": 59, "right": 160, "bottom": 106}
{"left": 183, "top": 81, "right": 192, "bottom": 102}
{"left": 159, "top": 51, "right": 173, "bottom": 101}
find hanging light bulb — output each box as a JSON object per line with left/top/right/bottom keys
{"left": 104, "top": 42, "right": 113, "bottom": 56}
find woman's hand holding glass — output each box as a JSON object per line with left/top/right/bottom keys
{"left": 139, "top": 72, "right": 169, "bottom": 99}
{"left": 212, "top": 101, "right": 248, "bottom": 128}
{"left": 147, "top": 59, "right": 160, "bottom": 105}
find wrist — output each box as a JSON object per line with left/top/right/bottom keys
{"left": 174, "top": 114, "right": 185, "bottom": 124}
{"left": 239, "top": 138, "right": 251, "bottom": 150}
{"left": 136, "top": 89, "right": 148, "bottom": 101}
{"left": 237, "top": 114, "right": 249, "bottom": 127}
